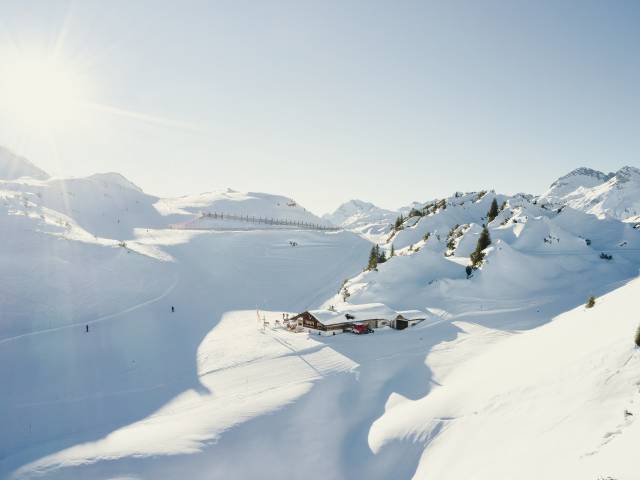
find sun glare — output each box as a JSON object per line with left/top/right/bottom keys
{"left": 0, "top": 53, "right": 92, "bottom": 130}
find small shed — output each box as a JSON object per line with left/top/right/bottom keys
{"left": 394, "top": 310, "right": 427, "bottom": 330}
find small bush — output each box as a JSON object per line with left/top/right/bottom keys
{"left": 586, "top": 296, "right": 596, "bottom": 309}
{"left": 635, "top": 324, "right": 640, "bottom": 348}
{"left": 341, "top": 286, "right": 350, "bottom": 302}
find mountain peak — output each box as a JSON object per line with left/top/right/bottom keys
{"left": 0, "top": 146, "right": 49, "bottom": 181}
{"left": 87, "top": 172, "right": 144, "bottom": 193}
{"left": 325, "top": 199, "right": 394, "bottom": 220}
{"left": 613, "top": 166, "right": 640, "bottom": 183}
{"left": 550, "top": 167, "right": 613, "bottom": 188}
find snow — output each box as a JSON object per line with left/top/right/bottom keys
{"left": 539, "top": 167, "right": 614, "bottom": 204}
{"left": 309, "top": 303, "right": 401, "bottom": 326}
{"left": 157, "top": 189, "right": 327, "bottom": 226}
{"left": 397, "top": 310, "right": 427, "bottom": 321}
{"left": 323, "top": 199, "right": 397, "bottom": 242}
{"left": 9, "top": 310, "right": 358, "bottom": 478}
{"left": 0, "top": 146, "right": 49, "bottom": 180}
{"left": 539, "top": 166, "right": 640, "bottom": 222}
{"left": 2, "top": 148, "right": 640, "bottom": 479}
{"left": 370, "top": 276, "right": 640, "bottom": 480}
{"left": 323, "top": 199, "right": 427, "bottom": 243}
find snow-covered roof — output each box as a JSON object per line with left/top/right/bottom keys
{"left": 397, "top": 309, "right": 427, "bottom": 321}
{"left": 307, "top": 309, "right": 344, "bottom": 325}
{"left": 308, "top": 303, "right": 400, "bottom": 326}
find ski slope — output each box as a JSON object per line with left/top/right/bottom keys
{"left": 2, "top": 148, "right": 639, "bottom": 479}
{"left": 371, "top": 276, "right": 640, "bottom": 480}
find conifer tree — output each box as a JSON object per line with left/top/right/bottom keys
{"left": 367, "top": 245, "right": 378, "bottom": 270}
{"left": 487, "top": 198, "right": 499, "bottom": 223}
{"left": 376, "top": 244, "right": 386, "bottom": 264}
{"left": 390, "top": 244, "right": 395, "bottom": 257}
{"left": 470, "top": 226, "right": 491, "bottom": 267}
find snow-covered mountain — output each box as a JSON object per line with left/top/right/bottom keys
{"left": 331, "top": 189, "right": 640, "bottom": 321}
{"left": 323, "top": 187, "right": 640, "bottom": 478}
{"left": 161, "top": 189, "right": 329, "bottom": 230}
{"left": 323, "top": 199, "right": 432, "bottom": 243}
{"left": 0, "top": 145, "right": 49, "bottom": 180}
{"left": 2, "top": 147, "right": 639, "bottom": 480}
{"left": 539, "top": 167, "right": 614, "bottom": 204}
{"left": 539, "top": 166, "right": 640, "bottom": 221}
{"left": 323, "top": 199, "right": 398, "bottom": 242}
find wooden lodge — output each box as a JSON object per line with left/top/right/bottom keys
{"left": 291, "top": 303, "right": 427, "bottom": 335}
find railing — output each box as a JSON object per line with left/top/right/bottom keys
{"left": 172, "top": 211, "right": 340, "bottom": 231}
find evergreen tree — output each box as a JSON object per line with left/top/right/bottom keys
{"left": 586, "top": 296, "right": 596, "bottom": 308}
{"left": 487, "top": 198, "right": 499, "bottom": 223}
{"left": 376, "top": 244, "right": 386, "bottom": 264}
{"left": 390, "top": 244, "right": 395, "bottom": 257}
{"left": 367, "top": 245, "right": 378, "bottom": 270}
{"left": 470, "top": 226, "right": 491, "bottom": 267}
{"left": 394, "top": 214, "right": 404, "bottom": 230}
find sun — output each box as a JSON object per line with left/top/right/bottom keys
{"left": 0, "top": 53, "right": 92, "bottom": 131}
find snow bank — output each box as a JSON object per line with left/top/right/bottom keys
{"left": 370, "top": 277, "right": 640, "bottom": 480}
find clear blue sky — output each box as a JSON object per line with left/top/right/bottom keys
{"left": 0, "top": 0, "right": 638, "bottom": 214}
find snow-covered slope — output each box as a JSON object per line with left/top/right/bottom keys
{"left": 0, "top": 151, "right": 370, "bottom": 479}
{"left": 1, "top": 173, "right": 164, "bottom": 239}
{"left": 539, "top": 167, "right": 613, "bottom": 204}
{"left": 370, "top": 276, "right": 640, "bottom": 480}
{"left": 323, "top": 199, "right": 430, "bottom": 243}
{"left": 323, "top": 199, "right": 395, "bottom": 227}
{"left": 539, "top": 166, "right": 640, "bottom": 222}
{"left": 157, "top": 189, "right": 324, "bottom": 224}
{"left": 561, "top": 166, "right": 640, "bottom": 221}
{"left": 329, "top": 188, "right": 640, "bottom": 333}
{"left": 2, "top": 148, "right": 640, "bottom": 480}
{"left": 0, "top": 146, "right": 49, "bottom": 180}
{"left": 323, "top": 199, "right": 397, "bottom": 241}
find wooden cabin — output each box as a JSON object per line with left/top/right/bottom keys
{"left": 291, "top": 303, "right": 421, "bottom": 334}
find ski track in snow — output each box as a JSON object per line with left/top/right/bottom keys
{"left": 0, "top": 275, "right": 179, "bottom": 345}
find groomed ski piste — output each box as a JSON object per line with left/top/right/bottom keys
{"left": 1, "top": 146, "right": 640, "bottom": 479}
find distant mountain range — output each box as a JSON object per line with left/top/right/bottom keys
{"left": 323, "top": 165, "right": 640, "bottom": 243}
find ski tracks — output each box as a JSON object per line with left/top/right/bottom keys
{"left": 0, "top": 274, "right": 180, "bottom": 346}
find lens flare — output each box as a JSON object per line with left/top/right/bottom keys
{"left": 0, "top": 53, "right": 92, "bottom": 131}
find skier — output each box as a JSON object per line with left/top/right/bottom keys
{"left": 85, "top": 325, "right": 89, "bottom": 333}
{"left": 171, "top": 306, "right": 175, "bottom": 313}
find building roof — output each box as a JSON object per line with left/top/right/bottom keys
{"left": 308, "top": 303, "right": 401, "bottom": 326}
{"left": 397, "top": 309, "right": 427, "bottom": 321}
